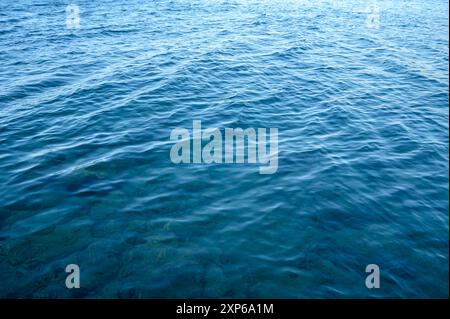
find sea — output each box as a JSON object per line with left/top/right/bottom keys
{"left": 0, "top": 0, "right": 448, "bottom": 298}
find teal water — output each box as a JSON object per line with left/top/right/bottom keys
{"left": 0, "top": 0, "right": 448, "bottom": 298}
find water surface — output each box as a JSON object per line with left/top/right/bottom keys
{"left": 0, "top": 0, "right": 448, "bottom": 298}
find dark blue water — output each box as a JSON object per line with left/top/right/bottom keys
{"left": 0, "top": 0, "right": 448, "bottom": 298}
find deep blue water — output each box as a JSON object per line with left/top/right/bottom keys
{"left": 0, "top": 0, "right": 448, "bottom": 298}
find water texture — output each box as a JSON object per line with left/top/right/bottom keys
{"left": 0, "top": 0, "right": 448, "bottom": 298}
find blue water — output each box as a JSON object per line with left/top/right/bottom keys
{"left": 0, "top": 0, "right": 448, "bottom": 298}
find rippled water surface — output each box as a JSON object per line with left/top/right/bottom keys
{"left": 0, "top": 0, "right": 448, "bottom": 298}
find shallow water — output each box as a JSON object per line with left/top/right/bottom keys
{"left": 0, "top": 0, "right": 448, "bottom": 298}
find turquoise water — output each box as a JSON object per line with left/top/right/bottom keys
{"left": 0, "top": 0, "right": 448, "bottom": 298}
